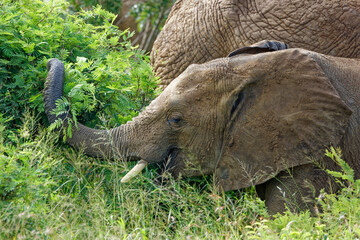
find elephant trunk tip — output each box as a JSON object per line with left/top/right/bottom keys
{"left": 43, "top": 58, "right": 66, "bottom": 124}
{"left": 47, "top": 58, "right": 63, "bottom": 71}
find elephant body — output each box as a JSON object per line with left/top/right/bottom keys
{"left": 44, "top": 46, "right": 360, "bottom": 214}
{"left": 151, "top": 0, "right": 360, "bottom": 87}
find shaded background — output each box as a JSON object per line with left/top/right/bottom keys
{"left": 70, "top": 0, "right": 175, "bottom": 52}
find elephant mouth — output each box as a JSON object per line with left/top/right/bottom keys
{"left": 158, "top": 147, "right": 180, "bottom": 176}
{"left": 122, "top": 147, "right": 181, "bottom": 183}
{"left": 164, "top": 147, "right": 180, "bottom": 170}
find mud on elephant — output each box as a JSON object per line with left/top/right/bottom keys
{"left": 44, "top": 43, "right": 360, "bottom": 214}
{"left": 151, "top": 0, "right": 360, "bottom": 87}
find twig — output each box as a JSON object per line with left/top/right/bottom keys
{"left": 35, "top": 6, "right": 54, "bottom": 26}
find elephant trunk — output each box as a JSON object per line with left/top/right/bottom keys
{"left": 44, "top": 58, "right": 66, "bottom": 123}
{"left": 43, "top": 59, "right": 136, "bottom": 160}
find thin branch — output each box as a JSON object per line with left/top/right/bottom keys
{"left": 143, "top": 6, "right": 167, "bottom": 51}
{"left": 35, "top": 6, "right": 54, "bottom": 26}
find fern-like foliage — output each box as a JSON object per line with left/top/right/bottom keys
{"left": 0, "top": 0, "right": 159, "bottom": 131}
{"left": 48, "top": 97, "right": 78, "bottom": 141}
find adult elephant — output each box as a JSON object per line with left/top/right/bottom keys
{"left": 44, "top": 44, "right": 360, "bottom": 214}
{"left": 151, "top": 0, "right": 360, "bottom": 87}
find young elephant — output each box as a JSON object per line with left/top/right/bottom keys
{"left": 44, "top": 46, "right": 360, "bottom": 214}
{"left": 151, "top": 0, "right": 360, "bottom": 88}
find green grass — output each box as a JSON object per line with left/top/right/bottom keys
{"left": 1, "top": 112, "right": 360, "bottom": 239}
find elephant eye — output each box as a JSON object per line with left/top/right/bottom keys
{"left": 167, "top": 115, "right": 183, "bottom": 128}
{"left": 230, "top": 91, "right": 245, "bottom": 117}
{"left": 170, "top": 117, "right": 181, "bottom": 123}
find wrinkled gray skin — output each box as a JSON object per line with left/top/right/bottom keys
{"left": 151, "top": 0, "right": 360, "bottom": 87}
{"left": 44, "top": 46, "right": 360, "bottom": 214}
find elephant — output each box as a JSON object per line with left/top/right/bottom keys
{"left": 44, "top": 42, "right": 360, "bottom": 214}
{"left": 151, "top": 0, "right": 360, "bottom": 88}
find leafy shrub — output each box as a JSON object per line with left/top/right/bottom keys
{"left": 0, "top": 0, "right": 158, "bottom": 130}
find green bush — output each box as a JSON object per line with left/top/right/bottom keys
{"left": 0, "top": 0, "right": 158, "bottom": 130}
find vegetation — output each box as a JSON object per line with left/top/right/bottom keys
{"left": 0, "top": 0, "right": 359, "bottom": 239}
{"left": 0, "top": 0, "right": 158, "bottom": 130}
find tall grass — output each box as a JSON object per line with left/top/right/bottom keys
{"left": 1, "top": 112, "right": 360, "bottom": 239}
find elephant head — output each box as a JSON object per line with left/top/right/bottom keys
{"left": 151, "top": 0, "right": 360, "bottom": 87}
{"left": 44, "top": 47, "right": 353, "bottom": 195}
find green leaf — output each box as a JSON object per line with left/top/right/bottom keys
{"left": 29, "top": 93, "right": 42, "bottom": 102}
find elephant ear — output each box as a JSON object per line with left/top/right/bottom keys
{"left": 228, "top": 40, "right": 289, "bottom": 57}
{"left": 215, "top": 49, "right": 352, "bottom": 192}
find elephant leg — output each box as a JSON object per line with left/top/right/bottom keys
{"left": 255, "top": 182, "right": 266, "bottom": 200}
{"left": 263, "top": 163, "right": 340, "bottom": 215}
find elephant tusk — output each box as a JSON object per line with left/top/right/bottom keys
{"left": 121, "top": 160, "right": 148, "bottom": 183}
